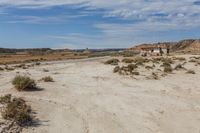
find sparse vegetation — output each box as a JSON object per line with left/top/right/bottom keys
{"left": 12, "top": 75, "right": 37, "bottom": 91}
{"left": 43, "top": 69, "right": 49, "bottom": 72}
{"left": 189, "top": 59, "right": 197, "bottom": 63}
{"left": 132, "top": 71, "right": 140, "bottom": 75}
{"left": 0, "top": 67, "right": 4, "bottom": 71}
{"left": 134, "top": 57, "right": 147, "bottom": 66}
{"left": 14, "top": 64, "right": 26, "bottom": 68}
{"left": 127, "top": 64, "right": 138, "bottom": 71}
{"left": 35, "top": 62, "right": 41, "bottom": 65}
{"left": 113, "top": 64, "right": 138, "bottom": 76}
{"left": 152, "top": 72, "right": 159, "bottom": 80}
{"left": 164, "top": 65, "right": 173, "bottom": 73}
{"left": 0, "top": 94, "right": 11, "bottom": 104}
{"left": 190, "top": 56, "right": 200, "bottom": 60}
{"left": 113, "top": 66, "right": 120, "bottom": 73}
{"left": 186, "top": 70, "right": 195, "bottom": 74}
{"left": 172, "top": 57, "right": 186, "bottom": 61}
{"left": 40, "top": 76, "right": 54, "bottom": 82}
{"left": 0, "top": 95, "right": 33, "bottom": 126}
{"left": 174, "top": 64, "right": 185, "bottom": 70}
{"left": 5, "top": 66, "right": 15, "bottom": 71}
{"left": 122, "top": 58, "right": 134, "bottom": 63}
{"left": 145, "top": 66, "right": 153, "bottom": 70}
{"left": 105, "top": 58, "right": 119, "bottom": 65}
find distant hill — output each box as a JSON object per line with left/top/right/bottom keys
{"left": 0, "top": 48, "right": 52, "bottom": 54}
{"left": 129, "top": 39, "right": 200, "bottom": 53}
{"left": 171, "top": 39, "right": 200, "bottom": 53}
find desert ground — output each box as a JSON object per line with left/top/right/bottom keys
{"left": 0, "top": 55, "right": 200, "bottom": 133}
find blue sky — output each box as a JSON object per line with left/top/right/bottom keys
{"left": 0, "top": 0, "right": 200, "bottom": 49}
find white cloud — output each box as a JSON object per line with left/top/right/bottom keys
{"left": 1, "top": 0, "right": 200, "bottom": 25}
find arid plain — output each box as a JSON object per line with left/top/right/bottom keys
{"left": 0, "top": 55, "right": 200, "bottom": 133}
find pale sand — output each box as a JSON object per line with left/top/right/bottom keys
{"left": 0, "top": 56, "right": 200, "bottom": 133}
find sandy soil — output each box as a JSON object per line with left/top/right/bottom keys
{"left": 0, "top": 56, "right": 200, "bottom": 133}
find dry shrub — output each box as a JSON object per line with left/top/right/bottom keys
{"left": 113, "top": 66, "right": 120, "bottom": 73}
{"left": 190, "top": 56, "right": 200, "bottom": 60}
{"left": 0, "top": 94, "right": 11, "bottom": 104}
{"left": 132, "top": 71, "right": 140, "bottom": 75}
{"left": 152, "top": 57, "right": 162, "bottom": 64}
{"left": 189, "top": 59, "right": 198, "bottom": 63}
{"left": 114, "top": 64, "right": 138, "bottom": 75}
{"left": 35, "top": 62, "right": 41, "bottom": 66}
{"left": 134, "top": 57, "right": 147, "bottom": 66}
{"left": 122, "top": 58, "right": 134, "bottom": 63}
{"left": 161, "top": 62, "right": 171, "bottom": 68}
{"left": 195, "top": 62, "right": 200, "bottom": 66}
{"left": 14, "top": 64, "right": 26, "bottom": 68}
{"left": 161, "top": 58, "right": 173, "bottom": 64}
{"left": 152, "top": 72, "right": 159, "bottom": 80}
{"left": 12, "top": 75, "right": 36, "bottom": 91}
{"left": 173, "top": 57, "right": 186, "bottom": 61}
{"left": 127, "top": 64, "right": 138, "bottom": 71}
{"left": 1, "top": 95, "right": 33, "bottom": 126}
{"left": 164, "top": 65, "right": 173, "bottom": 73}
{"left": 43, "top": 69, "right": 49, "bottom": 72}
{"left": 105, "top": 59, "right": 119, "bottom": 65}
{"left": 145, "top": 66, "right": 153, "bottom": 70}
{"left": 186, "top": 70, "right": 195, "bottom": 74}
{"left": 5, "top": 66, "right": 15, "bottom": 71}
{"left": 174, "top": 64, "right": 185, "bottom": 70}
{"left": 0, "top": 67, "right": 4, "bottom": 71}
{"left": 40, "top": 76, "right": 54, "bottom": 82}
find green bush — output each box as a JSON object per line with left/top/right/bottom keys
{"left": 12, "top": 75, "right": 36, "bottom": 91}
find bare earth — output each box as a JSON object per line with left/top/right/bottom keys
{"left": 0, "top": 55, "right": 200, "bottom": 133}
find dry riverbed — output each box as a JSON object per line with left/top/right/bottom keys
{"left": 0, "top": 55, "right": 200, "bottom": 133}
